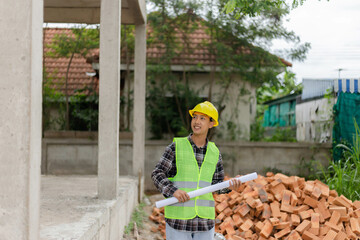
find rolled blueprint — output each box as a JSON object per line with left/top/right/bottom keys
{"left": 155, "top": 172, "right": 257, "bottom": 208}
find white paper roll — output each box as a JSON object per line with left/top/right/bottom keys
{"left": 155, "top": 172, "right": 257, "bottom": 208}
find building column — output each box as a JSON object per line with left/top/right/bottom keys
{"left": 98, "top": 0, "right": 121, "bottom": 199}
{"left": 132, "top": 23, "right": 146, "bottom": 197}
{"left": 0, "top": 0, "right": 43, "bottom": 239}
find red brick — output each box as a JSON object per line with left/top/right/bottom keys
{"left": 275, "top": 222, "right": 291, "bottom": 230}
{"left": 293, "top": 205, "right": 309, "bottom": 214}
{"left": 270, "top": 201, "right": 281, "bottom": 218}
{"left": 323, "top": 229, "right": 337, "bottom": 240}
{"left": 255, "top": 221, "right": 264, "bottom": 232}
{"left": 258, "top": 188, "right": 268, "bottom": 203}
{"left": 232, "top": 213, "right": 243, "bottom": 227}
{"left": 295, "top": 220, "right": 311, "bottom": 234}
{"left": 246, "top": 197, "right": 257, "bottom": 208}
{"left": 334, "top": 230, "right": 347, "bottom": 240}
{"left": 345, "top": 224, "right": 357, "bottom": 239}
{"left": 286, "top": 230, "right": 302, "bottom": 240}
{"left": 240, "top": 219, "right": 253, "bottom": 232}
{"left": 311, "top": 213, "right": 320, "bottom": 231}
{"left": 353, "top": 200, "right": 360, "bottom": 210}
{"left": 333, "top": 196, "right": 352, "bottom": 209}
{"left": 274, "top": 226, "right": 291, "bottom": 239}
{"left": 329, "top": 211, "right": 341, "bottom": 225}
{"left": 291, "top": 214, "right": 300, "bottom": 226}
{"left": 262, "top": 203, "right": 271, "bottom": 219}
{"left": 260, "top": 220, "right": 273, "bottom": 238}
{"left": 303, "top": 196, "right": 318, "bottom": 209}
{"left": 216, "top": 201, "right": 229, "bottom": 213}
{"left": 299, "top": 209, "right": 313, "bottom": 220}
{"left": 350, "top": 217, "right": 360, "bottom": 235}
{"left": 237, "top": 203, "right": 251, "bottom": 217}
{"left": 281, "top": 203, "right": 293, "bottom": 213}
{"left": 302, "top": 230, "right": 321, "bottom": 240}
{"left": 317, "top": 201, "right": 331, "bottom": 220}
{"left": 329, "top": 206, "right": 347, "bottom": 216}
{"left": 282, "top": 190, "right": 292, "bottom": 205}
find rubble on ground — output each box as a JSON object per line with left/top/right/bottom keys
{"left": 149, "top": 173, "right": 360, "bottom": 240}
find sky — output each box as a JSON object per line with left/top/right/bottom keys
{"left": 273, "top": 0, "right": 360, "bottom": 83}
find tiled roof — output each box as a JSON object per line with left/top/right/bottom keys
{"left": 44, "top": 26, "right": 291, "bottom": 95}
{"left": 43, "top": 28, "right": 98, "bottom": 95}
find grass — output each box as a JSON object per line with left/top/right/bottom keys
{"left": 319, "top": 120, "right": 360, "bottom": 201}
{"left": 124, "top": 202, "right": 146, "bottom": 235}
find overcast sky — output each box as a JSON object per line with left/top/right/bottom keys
{"left": 273, "top": 0, "right": 360, "bottom": 83}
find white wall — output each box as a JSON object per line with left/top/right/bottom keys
{"left": 296, "top": 97, "right": 335, "bottom": 143}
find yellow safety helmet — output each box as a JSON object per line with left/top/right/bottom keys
{"left": 189, "top": 101, "right": 219, "bottom": 127}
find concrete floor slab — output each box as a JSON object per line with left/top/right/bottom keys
{"left": 40, "top": 175, "right": 138, "bottom": 240}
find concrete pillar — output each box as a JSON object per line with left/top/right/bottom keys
{"left": 0, "top": 0, "right": 43, "bottom": 239}
{"left": 132, "top": 23, "right": 146, "bottom": 198}
{"left": 98, "top": 0, "right": 121, "bottom": 199}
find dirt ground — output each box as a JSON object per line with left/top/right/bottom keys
{"left": 123, "top": 194, "right": 165, "bottom": 240}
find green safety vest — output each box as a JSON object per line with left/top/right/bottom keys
{"left": 165, "top": 137, "right": 219, "bottom": 220}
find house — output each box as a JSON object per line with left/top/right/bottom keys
{"left": 263, "top": 93, "right": 299, "bottom": 128}
{"left": 44, "top": 20, "right": 291, "bottom": 141}
{"left": 296, "top": 79, "right": 335, "bottom": 143}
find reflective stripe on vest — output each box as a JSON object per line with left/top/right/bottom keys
{"left": 164, "top": 137, "right": 219, "bottom": 220}
{"left": 173, "top": 180, "right": 211, "bottom": 189}
{"left": 171, "top": 199, "right": 215, "bottom": 207}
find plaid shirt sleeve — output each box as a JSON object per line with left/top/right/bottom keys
{"left": 212, "top": 152, "right": 231, "bottom": 194}
{"left": 151, "top": 142, "right": 178, "bottom": 198}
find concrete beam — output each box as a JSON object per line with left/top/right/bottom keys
{"left": 0, "top": 0, "right": 43, "bottom": 239}
{"left": 98, "top": 0, "right": 121, "bottom": 199}
{"left": 44, "top": 7, "right": 100, "bottom": 24}
{"left": 43, "top": 0, "right": 142, "bottom": 24}
{"left": 44, "top": 7, "right": 139, "bottom": 24}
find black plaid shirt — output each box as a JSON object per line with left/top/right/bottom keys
{"left": 151, "top": 134, "right": 227, "bottom": 232}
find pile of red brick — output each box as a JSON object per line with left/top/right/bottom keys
{"left": 149, "top": 207, "right": 166, "bottom": 239}
{"left": 149, "top": 173, "right": 360, "bottom": 239}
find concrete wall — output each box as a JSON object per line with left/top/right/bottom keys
{"left": 188, "top": 73, "right": 256, "bottom": 141}
{"left": 40, "top": 176, "right": 138, "bottom": 240}
{"left": 42, "top": 137, "right": 331, "bottom": 192}
{"left": 296, "top": 97, "right": 335, "bottom": 143}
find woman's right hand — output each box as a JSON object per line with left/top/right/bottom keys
{"left": 173, "top": 189, "right": 190, "bottom": 202}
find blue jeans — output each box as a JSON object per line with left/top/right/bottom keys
{"left": 166, "top": 223, "right": 215, "bottom": 240}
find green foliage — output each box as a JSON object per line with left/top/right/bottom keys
{"left": 146, "top": 0, "right": 309, "bottom": 139}
{"left": 224, "top": 0, "right": 326, "bottom": 18}
{"left": 250, "top": 115, "right": 265, "bottom": 141}
{"left": 42, "top": 68, "right": 66, "bottom": 131}
{"left": 146, "top": 68, "right": 202, "bottom": 139}
{"left": 251, "top": 69, "right": 301, "bottom": 142}
{"left": 124, "top": 203, "right": 146, "bottom": 235}
{"left": 296, "top": 158, "right": 324, "bottom": 180}
{"left": 319, "top": 120, "right": 360, "bottom": 201}
{"left": 263, "top": 127, "right": 296, "bottom": 142}
{"left": 257, "top": 69, "right": 302, "bottom": 104}
{"left": 46, "top": 25, "right": 100, "bottom": 130}
{"left": 69, "top": 87, "right": 98, "bottom": 131}
{"left": 46, "top": 27, "right": 99, "bottom": 59}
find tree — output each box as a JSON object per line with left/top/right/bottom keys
{"left": 146, "top": 0, "right": 309, "bottom": 139}
{"left": 224, "top": 0, "right": 310, "bottom": 18}
{"left": 46, "top": 26, "right": 99, "bottom": 130}
{"left": 257, "top": 69, "right": 302, "bottom": 104}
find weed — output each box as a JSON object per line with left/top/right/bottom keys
{"left": 320, "top": 120, "right": 360, "bottom": 201}
{"left": 124, "top": 202, "right": 146, "bottom": 235}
